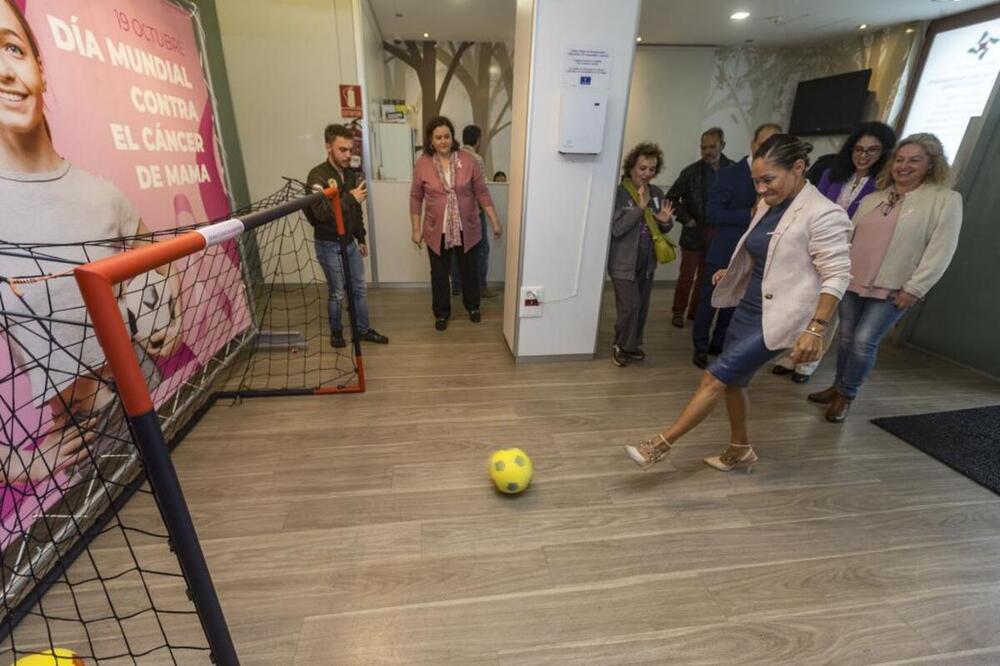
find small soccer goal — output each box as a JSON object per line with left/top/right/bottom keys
{"left": 1, "top": 180, "right": 362, "bottom": 664}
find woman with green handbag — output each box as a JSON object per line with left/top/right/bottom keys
{"left": 608, "top": 142, "right": 676, "bottom": 367}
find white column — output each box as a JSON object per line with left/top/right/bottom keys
{"left": 502, "top": 0, "right": 642, "bottom": 360}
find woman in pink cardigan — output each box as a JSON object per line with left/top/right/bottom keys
{"left": 410, "top": 116, "right": 503, "bottom": 331}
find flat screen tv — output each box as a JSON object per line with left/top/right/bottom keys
{"left": 788, "top": 69, "right": 872, "bottom": 136}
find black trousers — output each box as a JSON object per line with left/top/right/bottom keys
{"left": 429, "top": 235, "right": 479, "bottom": 319}
{"left": 692, "top": 261, "right": 734, "bottom": 354}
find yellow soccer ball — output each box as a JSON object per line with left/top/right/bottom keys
{"left": 488, "top": 448, "right": 533, "bottom": 494}
{"left": 14, "top": 648, "right": 84, "bottom": 665}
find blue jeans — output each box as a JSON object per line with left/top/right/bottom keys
{"left": 833, "top": 291, "right": 908, "bottom": 398}
{"left": 451, "top": 211, "right": 489, "bottom": 291}
{"left": 315, "top": 239, "right": 370, "bottom": 334}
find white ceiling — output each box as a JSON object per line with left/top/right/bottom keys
{"left": 371, "top": 0, "right": 517, "bottom": 43}
{"left": 637, "top": 0, "right": 999, "bottom": 46}
{"left": 370, "top": 0, "right": 998, "bottom": 46}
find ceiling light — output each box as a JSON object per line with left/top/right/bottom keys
{"left": 636, "top": 36, "right": 643, "bottom": 42}
{"left": 905, "top": 27, "right": 916, "bottom": 33}
{"left": 730, "top": 11, "right": 750, "bottom": 20}
{"left": 423, "top": 32, "right": 430, "bottom": 38}
{"left": 858, "top": 24, "right": 868, "bottom": 30}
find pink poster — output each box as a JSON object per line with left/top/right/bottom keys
{"left": 0, "top": 0, "right": 249, "bottom": 555}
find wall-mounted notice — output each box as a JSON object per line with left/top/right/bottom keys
{"left": 562, "top": 46, "right": 612, "bottom": 88}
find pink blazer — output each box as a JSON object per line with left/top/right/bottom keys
{"left": 410, "top": 152, "right": 494, "bottom": 255}
{"left": 712, "top": 182, "right": 852, "bottom": 350}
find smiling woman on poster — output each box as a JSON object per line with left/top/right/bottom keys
{"left": 0, "top": 0, "right": 181, "bottom": 486}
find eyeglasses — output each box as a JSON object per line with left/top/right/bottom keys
{"left": 853, "top": 145, "right": 882, "bottom": 156}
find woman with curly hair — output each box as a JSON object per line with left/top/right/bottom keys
{"left": 773, "top": 121, "right": 897, "bottom": 383}
{"left": 607, "top": 142, "right": 675, "bottom": 367}
{"left": 809, "top": 133, "right": 963, "bottom": 422}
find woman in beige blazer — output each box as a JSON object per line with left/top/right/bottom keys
{"left": 809, "top": 133, "right": 963, "bottom": 422}
{"left": 625, "top": 135, "right": 852, "bottom": 472}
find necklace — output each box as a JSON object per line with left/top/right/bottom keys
{"left": 878, "top": 189, "right": 902, "bottom": 216}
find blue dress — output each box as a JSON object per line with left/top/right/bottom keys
{"left": 707, "top": 200, "right": 790, "bottom": 387}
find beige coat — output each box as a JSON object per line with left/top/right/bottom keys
{"left": 850, "top": 184, "right": 963, "bottom": 299}
{"left": 712, "top": 182, "right": 853, "bottom": 350}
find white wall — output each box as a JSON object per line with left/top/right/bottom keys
{"left": 359, "top": 0, "right": 386, "bottom": 109}
{"left": 507, "top": 0, "right": 642, "bottom": 359}
{"left": 357, "top": 0, "right": 387, "bottom": 281}
{"left": 217, "top": 0, "right": 358, "bottom": 201}
{"left": 622, "top": 46, "right": 716, "bottom": 282}
{"left": 370, "top": 182, "right": 509, "bottom": 284}
{"left": 216, "top": 0, "right": 361, "bottom": 283}
{"left": 503, "top": 0, "right": 536, "bottom": 349}
{"left": 625, "top": 47, "right": 717, "bottom": 189}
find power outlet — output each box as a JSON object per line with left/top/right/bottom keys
{"left": 521, "top": 286, "right": 544, "bottom": 318}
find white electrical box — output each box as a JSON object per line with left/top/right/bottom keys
{"left": 558, "top": 88, "right": 608, "bottom": 154}
{"left": 520, "top": 286, "right": 544, "bottom": 318}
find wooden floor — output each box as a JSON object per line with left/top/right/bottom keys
{"left": 35, "top": 286, "right": 1000, "bottom": 663}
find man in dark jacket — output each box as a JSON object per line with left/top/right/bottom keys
{"left": 306, "top": 124, "right": 388, "bottom": 348}
{"left": 690, "top": 122, "right": 782, "bottom": 368}
{"left": 666, "top": 128, "right": 732, "bottom": 328}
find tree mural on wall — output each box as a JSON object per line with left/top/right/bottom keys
{"left": 383, "top": 39, "right": 515, "bottom": 175}
{"left": 382, "top": 40, "right": 474, "bottom": 129}
{"left": 704, "top": 25, "right": 918, "bottom": 141}
{"left": 437, "top": 42, "right": 514, "bottom": 174}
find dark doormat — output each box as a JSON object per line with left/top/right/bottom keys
{"left": 872, "top": 405, "right": 1000, "bottom": 496}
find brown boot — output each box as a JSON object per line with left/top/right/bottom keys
{"left": 826, "top": 393, "right": 853, "bottom": 423}
{"left": 808, "top": 386, "right": 839, "bottom": 404}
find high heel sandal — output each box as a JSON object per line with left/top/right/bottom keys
{"left": 624, "top": 433, "right": 672, "bottom": 470}
{"left": 704, "top": 443, "right": 758, "bottom": 473}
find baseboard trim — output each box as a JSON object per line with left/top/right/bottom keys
{"left": 367, "top": 282, "right": 505, "bottom": 289}
{"left": 515, "top": 353, "right": 594, "bottom": 364}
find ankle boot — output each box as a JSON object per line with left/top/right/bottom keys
{"left": 826, "top": 393, "right": 853, "bottom": 423}
{"left": 808, "top": 386, "right": 838, "bottom": 404}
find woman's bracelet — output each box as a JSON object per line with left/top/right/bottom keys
{"left": 810, "top": 317, "right": 830, "bottom": 327}
{"left": 803, "top": 329, "right": 824, "bottom": 339}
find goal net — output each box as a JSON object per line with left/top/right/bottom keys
{"left": 1, "top": 180, "right": 360, "bottom": 664}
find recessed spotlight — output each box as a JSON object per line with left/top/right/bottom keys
{"left": 730, "top": 11, "right": 750, "bottom": 20}
{"left": 636, "top": 36, "right": 643, "bottom": 42}
{"left": 858, "top": 24, "right": 868, "bottom": 30}
{"left": 905, "top": 27, "right": 916, "bottom": 34}
{"left": 423, "top": 32, "right": 430, "bottom": 38}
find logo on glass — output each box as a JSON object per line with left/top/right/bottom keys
{"left": 968, "top": 31, "right": 999, "bottom": 61}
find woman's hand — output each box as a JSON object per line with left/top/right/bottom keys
{"left": 638, "top": 184, "right": 650, "bottom": 208}
{"left": 144, "top": 295, "right": 184, "bottom": 357}
{"left": 411, "top": 229, "right": 424, "bottom": 248}
{"left": 491, "top": 222, "right": 503, "bottom": 239}
{"left": 654, "top": 199, "right": 674, "bottom": 224}
{"left": 789, "top": 330, "right": 823, "bottom": 365}
{"left": 893, "top": 290, "right": 919, "bottom": 309}
{"left": 711, "top": 269, "right": 727, "bottom": 286}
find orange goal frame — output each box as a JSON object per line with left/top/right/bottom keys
{"left": 70, "top": 185, "right": 359, "bottom": 665}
